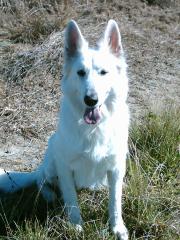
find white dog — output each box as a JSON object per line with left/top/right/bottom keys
{"left": 0, "top": 20, "right": 129, "bottom": 239}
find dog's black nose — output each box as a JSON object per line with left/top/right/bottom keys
{"left": 84, "top": 94, "right": 98, "bottom": 107}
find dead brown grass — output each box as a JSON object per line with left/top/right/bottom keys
{"left": 1, "top": 31, "right": 63, "bottom": 83}
{"left": 0, "top": 0, "right": 76, "bottom": 44}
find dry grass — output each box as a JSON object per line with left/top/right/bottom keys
{"left": 0, "top": 0, "right": 75, "bottom": 44}
{"left": 1, "top": 31, "right": 63, "bottom": 83}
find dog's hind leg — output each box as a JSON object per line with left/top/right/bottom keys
{"left": 36, "top": 166, "right": 57, "bottom": 202}
{"left": 36, "top": 138, "right": 58, "bottom": 202}
{"left": 37, "top": 177, "right": 57, "bottom": 202}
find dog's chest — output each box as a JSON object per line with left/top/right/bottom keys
{"left": 70, "top": 126, "right": 116, "bottom": 189}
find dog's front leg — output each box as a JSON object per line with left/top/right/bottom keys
{"left": 58, "top": 168, "right": 83, "bottom": 230}
{"left": 107, "top": 168, "right": 128, "bottom": 240}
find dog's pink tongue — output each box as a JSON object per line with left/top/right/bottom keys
{"left": 84, "top": 107, "right": 101, "bottom": 124}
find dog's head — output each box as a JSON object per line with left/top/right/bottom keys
{"left": 62, "top": 20, "right": 128, "bottom": 125}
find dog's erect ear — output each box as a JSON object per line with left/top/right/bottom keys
{"left": 65, "top": 20, "right": 86, "bottom": 58}
{"left": 104, "top": 20, "right": 122, "bottom": 57}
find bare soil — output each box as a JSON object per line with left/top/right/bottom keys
{"left": 0, "top": 0, "right": 179, "bottom": 170}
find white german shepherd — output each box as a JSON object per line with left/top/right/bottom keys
{"left": 0, "top": 20, "right": 129, "bottom": 239}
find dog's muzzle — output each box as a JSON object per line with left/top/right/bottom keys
{"left": 83, "top": 93, "right": 101, "bottom": 124}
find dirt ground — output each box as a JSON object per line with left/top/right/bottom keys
{"left": 0, "top": 0, "right": 179, "bottom": 170}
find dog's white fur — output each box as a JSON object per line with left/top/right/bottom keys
{"left": 0, "top": 20, "right": 129, "bottom": 240}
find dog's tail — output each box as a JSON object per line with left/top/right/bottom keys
{"left": 0, "top": 168, "right": 37, "bottom": 193}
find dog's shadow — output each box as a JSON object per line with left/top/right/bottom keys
{"left": 0, "top": 187, "right": 111, "bottom": 238}
{"left": 0, "top": 185, "right": 64, "bottom": 235}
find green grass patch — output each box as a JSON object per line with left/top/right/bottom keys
{"left": 125, "top": 106, "right": 180, "bottom": 239}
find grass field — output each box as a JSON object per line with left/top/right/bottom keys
{"left": 0, "top": 107, "right": 179, "bottom": 239}
{"left": 0, "top": 0, "right": 179, "bottom": 239}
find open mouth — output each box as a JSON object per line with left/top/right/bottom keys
{"left": 83, "top": 106, "right": 101, "bottom": 125}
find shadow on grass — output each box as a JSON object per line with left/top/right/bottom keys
{"left": 0, "top": 185, "right": 64, "bottom": 236}
{"left": 0, "top": 187, "right": 113, "bottom": 239}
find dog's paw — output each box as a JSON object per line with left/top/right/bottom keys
{"left": 74, "top": 224, "right": 83, "bottom": 232}
{"left": 112, "top": 224, "right": 128, "bottom": 240}
{"left": 67, "top": 206, "right": 83, "bottom": 227}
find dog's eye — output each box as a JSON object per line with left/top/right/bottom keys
{"left": 77, "top": 69, "right": 86, "bottom": 77}
{"left": 100, "top": 69, "right": 108, "bottom": 75}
